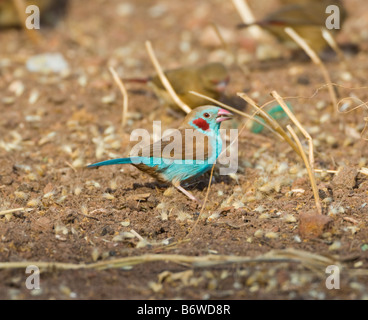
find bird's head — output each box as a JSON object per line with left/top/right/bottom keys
{"left": 200, "top": 63, "right": 229, "bottom": 93}
{"left": 182, "top": 106, "right": 232, "bottom": 134}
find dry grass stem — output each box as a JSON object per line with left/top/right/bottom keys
{"left": 231, "top": 0, "right": 264, "bottom": 39}
{"left": 130, "top": 229, "right": 145, "bottom": 242}
{"left": 109, "top": 66, "right": 129, "bottom": 127}
{"left": 65, "top": 160, "right": 77, "bottom": 173}
{"left": 210, "top": 22, "right": 230, "bottom": 51}
{"left": 321, "top": 28, "right": 346, "bottom": 63}
{"left": 237, "top": 92, "right": 302, "bottom": 156}
{"left": 337, "top": 96, "right": 368, "bottom": 140}
{"left": 0, "top": 207, "right": 25, "bottom": 216}
{"left": 189, "top": 91, "right": 278, "bottom": 135}
{"left": 315, "top": 168, "right": 368, "bottom": 176}
{"left": 269, "top": 90, "right": 321, "bottom": 214}
{"left": 145, "top": 41, "right": 191, "bottom": 114}
{"left": 210, "top": 22, "right": 240, "bottom": 68}
{"left": 314, "top": 169, "right": 338, "bottom": 174}
{"left": 0, "top": 248, "right": 337, "bottom": 273}
{"left": 271, "top": 91, "right": 315, "bottom": 166}
{"left": 284, "top": 27, "right": 337, "bottom": 111}
{"left": 287, "top": 125, "right": 322, "bottom": 215}
{"left": 186, "top": 164, "right": 216, "bottom": 238}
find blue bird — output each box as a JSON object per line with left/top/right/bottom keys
{"left": 87, "top": 106, "right": 233, "bottom": 202}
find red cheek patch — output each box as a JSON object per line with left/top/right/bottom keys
{"left": 193, "top": 118, "right": 210, "bottom": 131}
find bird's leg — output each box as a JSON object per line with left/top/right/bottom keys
{"left": 175, "top": 185, "right": 201, "bottom": 203}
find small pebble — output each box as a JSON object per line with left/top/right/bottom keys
{"left": 26, "top": 53, "right": 69, "bottom": 74}
{"left": 328, "top": 241, "right": 341, "bottom": 251}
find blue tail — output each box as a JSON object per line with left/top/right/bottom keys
{"left": 87, "top": 157, "right": 134, "bottom": 168}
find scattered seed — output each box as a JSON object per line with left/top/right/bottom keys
{"left": 265, "top": 232, "right": 279, "bottom": 239}
{"left": 102, "top": 193, "right": 115, "bottom": 200}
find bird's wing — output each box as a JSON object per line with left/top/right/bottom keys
{"left": 150, "top": 67, "right": 199, "bottom": 95}
{"left": 265, "top": 3, "right": 329, "bottom": 26}
{"left": 135, "top": 128, "right": 213, "bottom": 161}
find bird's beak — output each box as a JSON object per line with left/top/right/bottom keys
{"left": 215, "top": 77, "right": 230, "bottom": 92}
{"left": 216, "top": 108, "right": 232, "bottom": 123}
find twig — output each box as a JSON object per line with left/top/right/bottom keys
{"left": 0, "top": 248, "right": 336, "bottom": 272}
{"left": 271, "top": 91, "right": 315, "bottom": 167}
{"left": 321, "top": 28, "right": 346, "bottom": 63}
{"left": 269, "top": 91, "right": 321, "bottom": 214}
{"left": 315, "top": 167, "right": 368, "bottom": 176}
{"left": 337, "top": 96, "right": 368, "bottom": 141}
{"left": 231, "top": 0, "right": 264, "bottom": 39}
{"left": 186, "top": 164, "right": 216, "bottom": 238}
{"left": 287, "top": 125, "right": 322, "bottom": 215}
{"left": 237, "top": 92, "right": 302, "bottom": 156}
{"left": 65, "top": 161, "right": 77, "bottom": 173}
{"left": 210, "top": 22, "right": 229, "bottom": 51}
{"left": 210, "top": 22, "right": 238, "bottom": 67}
{"left": 314, "top": 169, "right": 338, "bottom": 174}
{"left": 284, "top": 27, "right": 337, "bottom": 112}
{"left": 145, "top": 41, "right": 191, "bottom": 114}
{"left": 109, "top": 66, "right": 129, "bottom": 127}
{"left": 0, "top": 207, "right": 25, "bottom": 216}
{"left": 343, "top": 216, "right": 359, "bottom": 225}
{"left": 130, "top": 229, "right": 145, "bottom": 242}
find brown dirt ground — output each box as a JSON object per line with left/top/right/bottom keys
{"left": 0, "top": 0, "right": 368, "bottom": 300}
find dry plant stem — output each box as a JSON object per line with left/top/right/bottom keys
{"left": 287, "top": 125, "right": 322, "bottom": 215}
{"left": 321, "top": 28, "right": 346, "bottom": 63}
{"left": 0, "top": 248, "right": 336, "bottom": 272}
{"left": 284, "top": 27, "right": 337, "bottom": 112}
{"left": 130, "top": 229, "right": 145, "bottom": 242}
{"left": 109, "top": 66, "right": 129, "bottom": 127}
{"left": 12, "top": 0, "right": 42, "bottom": 44}
{"left": 315, "top": 168, "right": 368, "bottom": 176}
{"left": 0, "top": 207, "right": 24, "bottom": 216}
{"left": 210, "top": 22, "right": 229, "bottom": 51}
{"left": 271, "top": 90, "right": 321, "bottom": 213}
{"left": 231, "top": 0, "right": 264, "bottom": 39}
{"left": 210, "top": 22, "right": 240, "bottom": 68}
{"left": 65, "top": 160, "right": 77, "bottom": 173}
{"left": 145, "top": 41, "right": 191, "bottom": 114}
{"left": 237, "top": 92, "right": 302, "bottom": 157}
{"left": 186, "top": 164, "right": 216, "bottom": 238}
{"left": 314, "top": 169, "right": 338, "bottom": 174}
{"left": 271, "top": 90, "right": 314, "bottom": 166}
{"left": 189, "top": 91, "right": 278, "bottom": 135}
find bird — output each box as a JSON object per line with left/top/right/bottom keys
{"left": 0, "top": 0, "right": 51, "bottom": 28}
{"left": 0, "top": 0, "right": 67, "bottom": 28}
{"left": 87, "top": 106, "right": 233, "bottom": 202}
{"left": 237, "top": 0, "right": 347, "bottom": 53}
{"left": 123, "top": 62, "right": 230, "bottom": 111}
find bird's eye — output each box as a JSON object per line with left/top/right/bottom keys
{"left": 203, "top": 113, "right": 210, "bottom": 118}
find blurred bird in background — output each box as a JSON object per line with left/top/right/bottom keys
{"left": 123, "top": 62, "right": 230, "bottom": 111}
{"left": 0, "top": 0, "right": 68, "bottom": 28}
{"left": 237, "top": 0, "right": 347, "bottom": 53}
{"left": 88, "top": 106, "right": 233, "bottom": 202}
